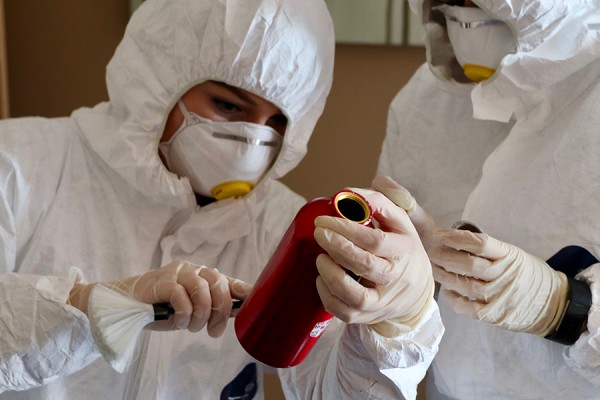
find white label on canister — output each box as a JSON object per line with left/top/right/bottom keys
{"left": 310, "top": 319, "right": 332, "bottom": 338}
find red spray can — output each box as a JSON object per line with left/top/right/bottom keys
{"left": 234, "top": 190, "right": 373, "bottom": 368}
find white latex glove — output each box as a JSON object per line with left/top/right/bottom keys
{"left": 69, "top": 259, "right": 252, "bottom": 337}
{"left": 313, "top": 187, "right": 434, "bottom": 337}
{"left": 430, "top": 228, "right": 569, "bottom": 336}
{"left": 372, "top": 176, "right": 438, "bottom": 248}
{"left": 371, "top": 176, "right": 570, "bottom": 336}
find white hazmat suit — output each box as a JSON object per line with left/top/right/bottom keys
{"left": 378, "top": 0, "right": 600, "bottom": 398}
{"left": 0, "top": 0, "right": 442, "bottom": 399}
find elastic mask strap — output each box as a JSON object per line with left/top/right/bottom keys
{"left": 175, "top": 99, "right": 281, "bottom": 148}
{"left": 177, "top": 100, "right": 193, "bottom": 127}
{"left": 444, "top": 14, "right": 505, "bottom": 29}
{"left": 212, "top": 132, "right": 280, "bottom": 148}
{"left": 162, "top": 100, "right": 195, "bottom": 145}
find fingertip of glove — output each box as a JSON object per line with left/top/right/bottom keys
{"left": 372, "top": 176, "right": 416, "bottom": 212}
{"left": 230, "top": 279, "right": 253, "bottom": 298}
{"left": 314, "top": 214, "right": 333, "bottom": 224}
{"left": 314, "top": 215, "right": 344, "bottom": 230}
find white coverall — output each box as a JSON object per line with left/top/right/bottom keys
{"left": 378, "top": 0, "right": 600, "bottom": 398}
{"left": 0, "top": 0, "right": 443, "bottom": 399}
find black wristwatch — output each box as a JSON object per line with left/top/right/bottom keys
{"left": 545, "top": 277, "right": 592, "bottom": 345}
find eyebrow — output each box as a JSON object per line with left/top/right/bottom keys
{"left": 211, "top": 81, "right": 258, "bottom": 106}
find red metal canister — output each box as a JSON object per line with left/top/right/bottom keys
{"left": 234, "top": 190, "right": 373, "bottom": 368}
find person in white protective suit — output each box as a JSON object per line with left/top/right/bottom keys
{"left": 376, "top": 0, "right": 600, "bottom": 398}
{"left": 0, "top": 0, "right": 444, "bottom": 399}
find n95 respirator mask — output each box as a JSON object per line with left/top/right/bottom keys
{"left": 436, "top": 5, "right": 516, "bottom": 82}
{"left": 159, "top": 101, "right": 282, "bottom": 200}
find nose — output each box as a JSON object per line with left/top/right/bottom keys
{"left": 247, "top": 113, "right": 270, "bottom": 126}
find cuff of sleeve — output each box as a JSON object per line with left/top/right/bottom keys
{"left": 357, "top": 300, "right": 444, "bottom": 398}
{"left": 369, "top": 280, "right": 435, "bottom": 338}
{"left": 17, "top": 266, "right": 87, "bottom": 306}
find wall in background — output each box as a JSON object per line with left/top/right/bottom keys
{"left": 4, "top": 1, "right": 129, "bottom": 118}
{"left": 0, "top": 0, "right": 7, "bottom": 118}
{"left": 326, "top": 0, "right": 424, "bottom": 46}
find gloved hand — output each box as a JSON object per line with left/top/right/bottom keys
{"left": 313, "top": 187, "right": 435, "bottom": 337}
{"left": 69, "top": 259, "right": 252, "bottom": 337}
{"left": 372, "top": 176, "right": 570, "bottom": 336}
{"left": 430, "top": 230, "right": 569, "bottom": 336}
{"left": 371, "top": 175, "right": 439, "bottom": 249}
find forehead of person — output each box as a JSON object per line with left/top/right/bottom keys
{"left": 106, "top": 0, "right": 335, "bottom": 181}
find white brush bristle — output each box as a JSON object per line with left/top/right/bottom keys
{"left": 88, "top": 284, "right": 155, "bottom": 373}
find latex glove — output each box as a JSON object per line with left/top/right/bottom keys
{"left": 313, "top": 188, "right": 434, "bottom": 337}
{"left": 430, "top": 229, "right": 569, "bottom": 336}
{"left": 69, "top": 259, "right": 252, "bottom": 337}
{"left": 372, "top": 176, "right": 439, "bottom": 249}
{"left": 371, "top": 176, "right": 570, "bottom": 336}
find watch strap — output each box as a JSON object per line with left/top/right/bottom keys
{"left": 545, "top": 277, "right": 592, "bottom": 345}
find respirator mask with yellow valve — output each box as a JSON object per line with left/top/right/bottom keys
{"left": 434, "top": 3, "right": 517, "bottom": 82}
{"left": 159, "top": 101, "right": 283, "bottom": 200}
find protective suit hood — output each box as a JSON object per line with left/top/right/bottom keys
{"left": 72, "top": 0, "right": 334, "bottom": 206}
{"left": 410, "top": 0, "right": 600, "bottom": 122}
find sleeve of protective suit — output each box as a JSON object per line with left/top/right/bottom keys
{"left": 277, "top": 301, "right": 443, "bottom": 400}
{"left": 564, "top": 263, "right": 600, "bottom": 385}
{"left": 0, "top": 268, "right": 100, "bottom": 393}
{"left": 0, "top": 120, "right": 101, "bottom": 393}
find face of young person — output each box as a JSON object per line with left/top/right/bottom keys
{"left": 161, "top": 81, "right": 288, "bottom": 142}
{"left": 159, "top": 80, "right": 288, "bottom": 201}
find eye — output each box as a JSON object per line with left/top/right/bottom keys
{"left": 213, "top": 98, "right": 241, "bottom": 115}
{"left": 267, "top": 114, "right": 287, "bottom": 135}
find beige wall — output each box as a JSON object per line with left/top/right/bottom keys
{"left": 5, "top": 1, "right": 129, "bottom": 118}
{"left": 5, "top": 3, "right": 426, "bottom": 399}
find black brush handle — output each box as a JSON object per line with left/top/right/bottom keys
{"left": 153, "top": 300, "right": 243, "bottom": 321}
{"left": 232, "top": 299, "right": 243, "bottom": 310}
{"left": 153, "top": 303, "right": 174, "bottom": 321}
